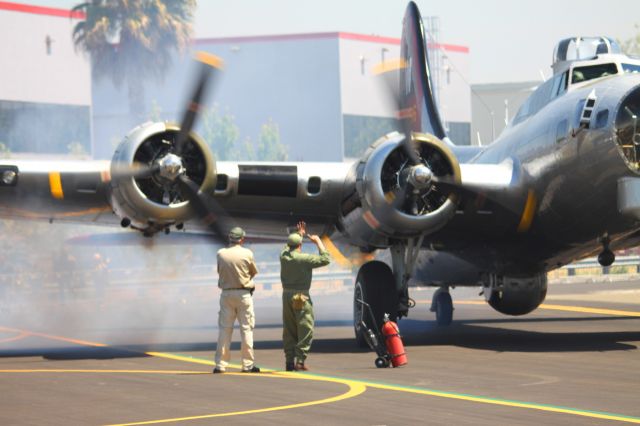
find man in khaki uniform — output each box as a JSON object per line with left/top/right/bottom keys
{"left": 214, "top": 227, "right": 260, "bottom": 373}
{"left": 280, "top": 221, "right": 331, "bottom": 371}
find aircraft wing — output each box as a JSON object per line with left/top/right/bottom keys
{"left": 0, "top": 159, "right": 115, "bottom": 224}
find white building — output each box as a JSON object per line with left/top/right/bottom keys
{"left": 0, "top": 2, "right": 91, "bottom": 155}
{"left": 94, "top": 32, "right": 471, "bottom": 160}
{"left": 471, "top": 81, "right": 538, "bottom": 146}
{"left": 0, "top": 2, "right": 471, "bottom": 161}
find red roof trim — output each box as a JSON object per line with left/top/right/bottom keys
{"left": 195, "top": 31, "right": 468, "bottom": 53}
{"left": 0, "top": 1, "right": 84, "bottom": 19}
{"left": 195, "top": 32, "right": 340, "bottom": 45}
{"left": 337, "top": 32, "right": 401, "bottom": 45}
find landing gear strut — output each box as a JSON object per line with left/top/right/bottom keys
{"left": 430, "top": 287, "right": 453, "bottom": 326}
{"left": 353, "top": 236, "right": 422, "bottom": 346}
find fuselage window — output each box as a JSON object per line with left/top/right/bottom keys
{"left": 595, "top": 109, "right": 609, "bottom": 129}
{"left": 622, "top": 63, "right": 640, "bottom": 74}
{"left": 571, "top": 63, "right": 618, "bottom": 84}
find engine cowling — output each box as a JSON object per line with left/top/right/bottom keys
{"left": 339, "top": 132, "right": 461, "bottom": 248}
{"left": 108, "top": 121, "right": 216, "bottom": 233}
{"left": 483, "top": 273, "right": 548, "bottom": 316}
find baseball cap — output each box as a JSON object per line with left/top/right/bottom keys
{"left": 287, "top": 232, "right": 303, "bottom": 247}
{"left": 228, "top": 227, "right": 245, "bottom": 243}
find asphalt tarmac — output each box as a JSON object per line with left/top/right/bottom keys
{"left": 1, "top": 277, "right": 640, "bottom": 425}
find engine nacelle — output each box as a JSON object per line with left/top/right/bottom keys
{"left": 339, "top": 132, "right": 460, "bottom": 248}
{"left": 109, "top": 121, "right": 216, "bottom": 233}
{"left": 483, "top": 273, "right": 548, "bottom": 316}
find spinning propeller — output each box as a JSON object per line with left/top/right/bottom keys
{"left": 374, "top": 59, "right": 460, "bottom": 216}
{"left": 111, "top": 52, "right": 233, "bottom": 244}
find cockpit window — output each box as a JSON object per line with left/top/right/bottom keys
{"left": 512, "top": 72, "right": 567, "bottom": 126}
{"left": 571, "top": 63, "right": 618, "bottom": 84}
{"left": 622, "top": 63, "right": 640, "bottom": 74}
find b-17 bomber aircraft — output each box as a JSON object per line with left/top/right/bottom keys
{"left": 2, "top": 2, "right": 640, "bottom": 345}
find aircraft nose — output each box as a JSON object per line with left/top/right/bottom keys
{"left": 614, "top": 85, "right": 640, "bottom": 171}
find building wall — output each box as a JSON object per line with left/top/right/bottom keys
{"left": 338, "top": 34, "right": 471, "bottom": 158}
{"left": 0, "top": 3, "right": 91, "bottom": 155}
{"left": 93, "top": 34, "right": 344, "bottom": 161}
{"left": 0, "top": 2, "right": 470, "bottom": 159}
{"left": 0, "top": 3, "right": 90, "bottom": 106}
{"left": 471, "top": 81, "right": 539, "bottom": 146}
{"left": 435, "top": 44, "right": 471, "bottom": 146}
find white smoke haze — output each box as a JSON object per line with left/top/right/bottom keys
{"left": 0, "top": 219, "right": 252, "bottom": 354}
{"left": 0, "top": 218, "right": 356, "bottom": 359}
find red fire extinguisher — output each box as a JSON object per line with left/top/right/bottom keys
{"left": 381, "top": 314, "right": 407, "bottom": 367}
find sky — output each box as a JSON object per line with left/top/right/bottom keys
{"left": 13, "top": 0, "right": 640, "bottom": 83}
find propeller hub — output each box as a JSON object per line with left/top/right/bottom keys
{"left": 157, "top": 153, "right": 185, "bottom": 181}
{"left": 408, "top": 164, "right": 433, "bottom": 189}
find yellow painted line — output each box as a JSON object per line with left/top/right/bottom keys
{"left": 360, "top": 381, "right": 640, "bottom": 424}
{"left": 0, "top": 330, "right": 29, "bottom": 344}
{"left": 0, "top": 326, "right": 107, "bottom": 347}
{"left": 0, "top": 206, "right": 110, "bottom": 219}
{"left": 147, "top": 351, "right": 640, "bottom": 424}
{"left": 0, "top": 369, "right": 208, "bottom": 375}
{"left": 538, "top": 303, "right": 640, "bottom": 317}
{"left": 9, "top": 319, "right": 640, "bottom": 424}
{"left": 144, "top": 351, "right": 216, "bottom": 366}
{"left": 517, "top": 189, "right": 537, "bottom": 232}
{"left": 456, "top": 300, "right": 640, "bottom": 317}
{"left": 48, "top": 172, "right": 64, "bottom": 200}
{"left": 106, "top": 373, "right": 366, "bottom": 426}
{"left": 196, "top": 51, "right": 224, "bottom": 69}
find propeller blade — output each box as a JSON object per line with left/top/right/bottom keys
{"left": 174, "top": 52, "right": 224, "bottom": 156}
{"left": 176, "top": 174, "right": 230, "bottom": 244}
{"left": 374, "top": 58, "right": 421, "bottom": 166}
{"left": 108, "top": 162, "right": 160, "bottom": 182}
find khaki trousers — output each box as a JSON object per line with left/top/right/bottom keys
{"left": 215, "top": 289, "right": 255, "bottom": 370}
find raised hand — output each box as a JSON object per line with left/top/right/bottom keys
{"left": 296, "top": 221, "right": 307, "bottom": 236}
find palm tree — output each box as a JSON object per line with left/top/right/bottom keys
{"left": 72, "top": 0, "right": 196, "bottom": 122}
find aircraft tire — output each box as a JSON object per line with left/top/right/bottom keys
{"left": 435, "top": 291, "right": 453, "bottom": 326}
{"left": 353, "top": 261, "right": 398, "bottom": 348}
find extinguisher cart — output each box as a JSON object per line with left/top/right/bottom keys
{"left": 356, "top": 299, "right": 394, "bottom": 368}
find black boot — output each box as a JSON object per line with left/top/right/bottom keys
{"left": 285, "top": 361, "right": 295, "bottom": 371}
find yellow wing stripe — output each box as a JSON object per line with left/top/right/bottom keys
{"left": 48, "top": 172, "right": 64, "bottom": 200}
{"left": 517, "top": 189, "right": 536, "bottom": 233}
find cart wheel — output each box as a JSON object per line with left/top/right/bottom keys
{"left": 375, "top": 357, "right": 389, "bottom": 368}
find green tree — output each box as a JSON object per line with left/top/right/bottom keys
{"left": 200, "top": 107, "right": 288, "bottom": 161}
{"left": 343, "top": 115, "right": 398, "bottom": 159}
{"left": 621, "top": 24, "right": 640, "bottom": 55}
{"left": 72, "top": 0, "right": 196, "bottom": 122}
{"left": 256, "top": 119, "right": 287, "bottom": 161}
{"left": 200, "top": 105, "right": 240, "bottom": 160}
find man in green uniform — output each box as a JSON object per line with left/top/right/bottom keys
{"left": 280, "top": 221, "right": 331, "bottom": 371}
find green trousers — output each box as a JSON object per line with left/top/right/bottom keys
{"left": 282, "top": 290, "right": 314, "bottom": 363}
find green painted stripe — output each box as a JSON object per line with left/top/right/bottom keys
{"left": 166, "top": 352, "right": 640, "bottom": 423}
